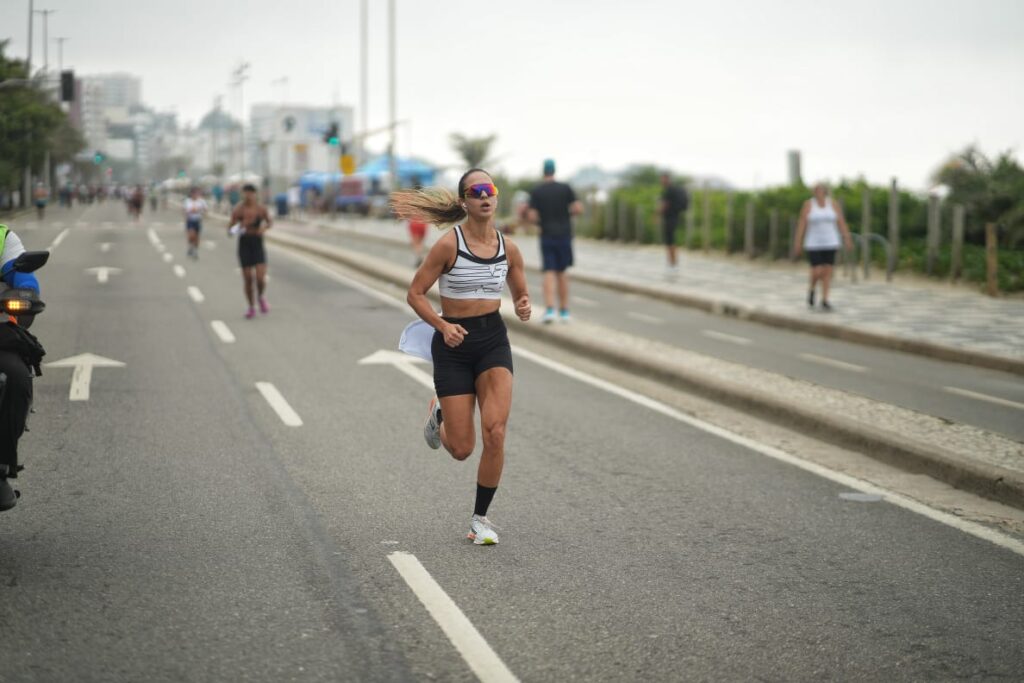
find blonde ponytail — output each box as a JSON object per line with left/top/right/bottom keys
{"left": 390, "top": 187, "right": 466, "bottom": 230}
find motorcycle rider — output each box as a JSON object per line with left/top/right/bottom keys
{"left": 0, "top": 225, "right": 44, "bottom": 511}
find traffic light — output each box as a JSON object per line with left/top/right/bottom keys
{"left": 93, "top": 151, "right": 105, "bottom": 165}
{"left": 60, "top": 70, "right": 74, "bottom": 102}
{"left": 323, "top": 122, "right": 340, "bottom": 146}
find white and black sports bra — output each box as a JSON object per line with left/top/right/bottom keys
{"left": 438, "top": 226, "right": 509, "bottom": 300}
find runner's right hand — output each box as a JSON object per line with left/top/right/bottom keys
{"left": 441, "top": 323, "right": 468, "bottom": 348}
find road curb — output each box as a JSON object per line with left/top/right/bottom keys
{"left": 267, "top": 229, "right": 1024, "bottom": 512}
{"left": 296, "top": 218, "right": 1024, "bottom": 377}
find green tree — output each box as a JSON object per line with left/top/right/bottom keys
{"left": 0, "top": 40, "right": 83, "bottom": 195}
{"left": 934, "top": 145, "right": 1024, "bottom": 248}
{"left": 449, "top": 133, "right": 497, "bottom": 169}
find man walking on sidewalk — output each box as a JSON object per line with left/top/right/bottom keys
{"left": 658, "top": 172, "right": 688, "bottom": 275}
{"left": 528, "top": 159, "right": 582, "bottom": 323}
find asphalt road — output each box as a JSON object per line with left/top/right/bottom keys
{"left": 0, "top": 202, "right": 1022, "bottom": 682}
{"left": 288, "top": 218, "right": 1024, "bottom": 442}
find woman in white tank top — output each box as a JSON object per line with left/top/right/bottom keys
{"left": 393, "top": 169, "right": 531, "bottom": 546}
{"left": 794, "top": 183, "right": 853, "bottom": 311}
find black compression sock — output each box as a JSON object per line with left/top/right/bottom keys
{"left": 474, "top": 484, "right": 497, "bottom": 517}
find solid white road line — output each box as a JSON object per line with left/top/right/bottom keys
{"left": 163, "top": 252, "right": 173, "bottom": 263}
{"left": 187, "top": 286, "right": 204, "bottom": 302}
{"left": 573, "top": 295, "right": 599, "bottom": 308}
{"left": 388, "top": 552, "right": 519, "bottom": 683}
{"left": 278, "top": 244, "right": 1024, "bottom": 557}
{"left": 627, "top": 311, "right": 665, "bottom": 325}
{"left": 944, "top": 386, "right": 1024, "bottom": 411}
{"left": 511, "top": 345, "right": 1024, "bottom": 558}
{"left": 701, "top": 329, "right": 752, "bottom": 345}
{"left": 174, "top": 264, "right": 186, "bottom": 278}
{"left": 48, "top": 228, "right": 70, "bottom": 250}
{"left": 255, "top": 381, "right": 303, "bottom": 426}
{"left": 799, "top": 353, "right": 867, "bottom": 373}
{"left": 210, "top": 320, "right": 236, "bottom": 343}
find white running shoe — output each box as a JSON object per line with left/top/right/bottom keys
{"left": 423, "top": 397, "right": 442, "bottom": 450}
{"left": 542, "top": 308, "right": 556, "bottom": 324}
{"left": 558, "top": 309, "right": 571, "bottom": 324}
{"left": 467, "top": 514, "right": 499, "bottom": 545}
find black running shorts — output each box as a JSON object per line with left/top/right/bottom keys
{"left": 431, "top": 311, "right": 513, "bottom": 398}
{"left": 807, "top": 249, "right": 837, "bottom": 266}
{"left": 238, "top": 233, "right": 266, "bottom": 267}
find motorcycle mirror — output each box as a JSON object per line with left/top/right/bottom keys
{"left": 12, "top": 251, "right": 49, "bottom": 273}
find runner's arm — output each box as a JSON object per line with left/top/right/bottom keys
{"left": 505, "top": 239, "right": 531, "bottom": 322}
{"left": 793, "top": 201, "right": 810, "bottom": 256}
{"left": 407, "top": 232, "right": 467, "bottom": 346}
{"left": 832, "top": 198, "right": 854, "bottom": 250}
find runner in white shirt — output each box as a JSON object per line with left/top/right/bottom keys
{"left": 183, "top": 187, "right": 209, "bottom": 259}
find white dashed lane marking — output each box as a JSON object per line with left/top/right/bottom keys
{"left": 255, "top": 382, "right": 303, "bottom": 426}
{"left": 174, "top": 265, "right": 186, "bottom": 278}
{"left": 944, "top": 386, "right": 1024, "bottom": 411}
{"left": 701, "top": 329, "right": 752, "bottom": 346}
{"left": 799, "top": 353, "right": 868, "bottom": 373}
{"left": 210, "top": 320, "right": 236, "bottom": 343}
{"left": 187, "top": 286, "right": 204, "bottom": 302}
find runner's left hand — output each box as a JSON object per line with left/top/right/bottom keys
{"left": 515, "top": 295, "right": 531, "bottom": 321}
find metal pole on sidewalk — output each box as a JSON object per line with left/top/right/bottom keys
{"left": 888, "top": 178, "right": 900, "bottom": 275}
{"left": 701, "top": 182, "right": 711, "bottom": 252}
{"left": 862, "top": 189, "right": 872, "bottom": 280}
{"left": 950, "top": 204, "right": 965, "bottom": 282}
{"left": 926, "top": 194, "right": 939, "bottom": 276}
{"left": 724, "top": 192, "right": 734, "bottom": 254}
{"left": 23, "top": 0, "right": 35, "bottom": 208}
{"left": 387, "top": 0, "right": 397, "bottom": 190}
{"left": 744, "top": 200, "right": 754, "bottom": 258}
{"left": 985, "top": 222, "right": 998, "bottom": 296}
{"left": 768, "top": 208, "right": 779, "bottom": 260}
{"left": 360, "top": 0, "right": 368, "bottom": 165}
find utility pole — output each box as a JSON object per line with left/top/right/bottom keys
{"left": 388, "top": 0, "right": 397, "bottom": 189}
{"left": 23, "top": 0, "right": 35, "bottom": 208}
{"left": 211, "top": 95, "right": 222, "bottom": 174}
{"left": 231, "top": 63, "right": 250, "bottom": 179}
{"left": 54, "top": 36, "right": 68, "bottom": 73}
{"left": 360, "top": 0, "right": 368, "bottom": 165}
{"left": 34, "top": 8, "right": 55, "bottom": 73}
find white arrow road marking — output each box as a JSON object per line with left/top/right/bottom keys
{"left": 255, "top": 382, "right": 303, "bottom": 426}
{"left": 98, "top": 242, "right": 114, "bottom": 253}
{"left": 389, "top": 552, "right": 519, "bottom": 683}
{"left": 358, "top": 350, "right": 433, "bottom": 390}
{"left": 204, "top": 241, "right": 216, "bottom": 250}
{"left": 187, "top": 286, "right": 204, "bottom": 302}
{"left": 49, "top": 228, "right": 70, "bottom": 250}
{"left": 162, "top": 252, "right": 173, "bottom": 263}
{"left": 210, "top": 320, "right": 236, "bottom": 343}
{"left": 944, "top": 386, "right": 1024, "bottom": 411}
{"left": 174, "top": 265, "right": 186, "bottom": 278}
{"left": 85, "top": 266, "right": 121, "bottom": 284}
{"left": 45, "top": 353, "right": 126, "bottom": 401}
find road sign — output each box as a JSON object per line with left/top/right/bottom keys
{"left": 341, "top": 154, "right": 356, "bottom": 175}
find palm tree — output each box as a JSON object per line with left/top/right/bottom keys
{"left": 449, "top": 133, "right": 497, "bottom": 169}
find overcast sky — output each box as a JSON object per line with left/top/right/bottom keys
{"left": 3, "top": 0, "right": 1022, "bottom": 189}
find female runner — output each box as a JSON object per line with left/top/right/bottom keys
{"left": 394, "top": 169, "right": 531, "bottom": 545}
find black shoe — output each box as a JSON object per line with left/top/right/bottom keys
{"left": 808, "top": 290, "right": 815, "bottom": 308}
{"left": 0, "top": 478, "right": 18, "bottom": 511}
{"left": 820, "top": 301, "right": 833, "bottom": 312}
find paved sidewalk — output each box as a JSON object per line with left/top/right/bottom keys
{"left": 280, "top": 212, "right": 1024, "bottom": 367}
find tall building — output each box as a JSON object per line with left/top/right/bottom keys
{"left": 249, "top": 103, "right": 355, "bottom": 189}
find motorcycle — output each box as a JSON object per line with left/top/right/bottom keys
{"left": 0, "top": 250, "right": 49, "bottom": 512}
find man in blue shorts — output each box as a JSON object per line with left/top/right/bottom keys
{"left": 528, "top": 159, "right": 582, "bottom": 323}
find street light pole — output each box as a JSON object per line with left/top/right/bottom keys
{"left": 232, "top": 63, "right": 250, "bottom": 180}
{"left": 33, "top": 8, "right": 55, "bottom": 73}
{"left": 23, "top": 0, "right": 34, "bottom": 208}
{"left": 54, "top": 36, "right": 68, "bottom": 73}
{"left": 360, "top": 0, "right": 368, "bottom": 166}
{"left": 388, "top": 0, "right": 397, "bottom": 189}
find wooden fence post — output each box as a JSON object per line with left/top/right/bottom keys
{"left": 769, "top": 208, "right": 779, "bottom": 260}
{"left": 744, "top": 200, "right": 755, "bottom": 258}
{"left": 986, "top": 222, "right": 998, "bottom": 296}
{"left": 702, "top": 182, "right": 711, "bottom": 253}
{"left": 888, "top": 178, "right": 900, "bottom": 274}
{"left": 724, "top": 192, "right": 734, "bottom": 254}
{"left": 862, "top": 189, "right": 872, "bottom": 280}
{"left": 951, "top": 204, "right": 965, "bottom": 282}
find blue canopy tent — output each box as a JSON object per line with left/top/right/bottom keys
{"left": 358, "top": 155, "right": 437, "bottom": 187}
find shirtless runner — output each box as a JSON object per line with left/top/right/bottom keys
{"left": 228, "top": 184, "right": 272, "bottom": 319}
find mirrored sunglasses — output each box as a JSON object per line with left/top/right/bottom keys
{"left": 464, "top": 183, "right": 499, "bottom": 199}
